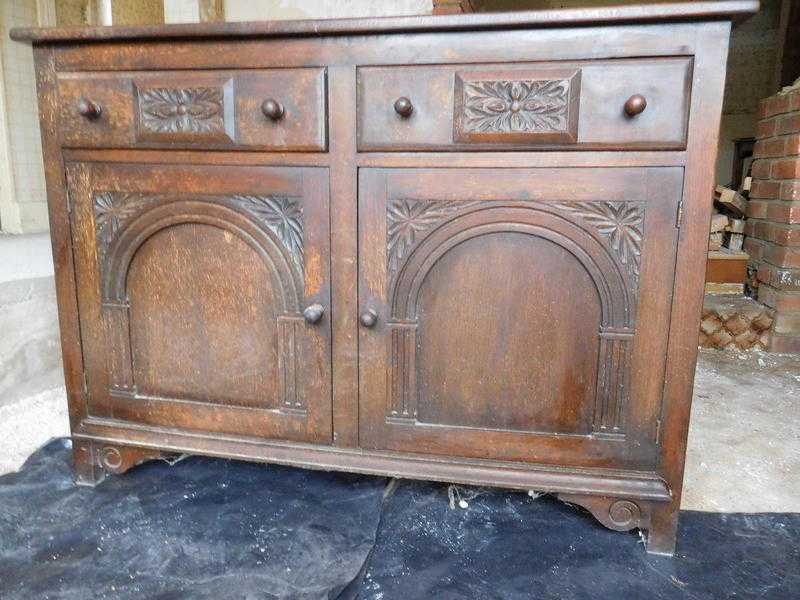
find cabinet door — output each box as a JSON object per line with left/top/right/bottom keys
{"left": 67, "top": 163, "right": 331, "bottom": 444}
{"left": 358, "top": 168, "right": 681, "bottom": 468}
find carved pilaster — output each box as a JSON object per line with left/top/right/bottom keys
{"left": 593, "top": 328, "right": 634, "bottom": 437}
{"left": 278, "top": 315, "right": 305, "bottom": 414}
{"left": 103, "top": 300, "right": 135, "bottom": 396}
{"left": 387, "top": 322, "right": 418, "bottom": 423}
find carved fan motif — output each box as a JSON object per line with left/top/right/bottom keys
{"left": 461, "top": 79, "right": 571, "bottom": 134}
{"left": 138, "top": 87, "right": 224, "bottom": 134}
{"left": 387, "top": 198, "right": 478, "bottom": 279}
{"left": 231, "top": 195, "right": 304, "bottom": 272}
{"left": 94, "top": 192, "right": 159, "bottom": 264}
{"left": 553, "top": 202, "right": 644, "bottom": 282}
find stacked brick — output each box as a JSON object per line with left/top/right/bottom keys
{"left": 745, "top": 85, "right": 800, "bottom": 353}
{"left": 699, "top": 296, "right": 774, "bottom": 351}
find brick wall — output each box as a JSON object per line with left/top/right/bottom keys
{"left": 746, "top": 85, "right": 800, "bottom": 352}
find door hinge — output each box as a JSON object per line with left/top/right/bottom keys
{"left": 81, "top": 371, "right": 89, "bottom": 394}
{"left": 66, "top": 189, "right": 73, "bottom": 215}
{"left": 655, "top": 419, "right": 662, "bottom": 445}
{"left": 675, "top": 200, "right": 684, "bottom": 228}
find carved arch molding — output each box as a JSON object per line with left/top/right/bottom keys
{"left": 385, "top": 198, "right": 644, "bottom": 437}
{"left": 91, "top": 191, "right": 308, "bottom": 413}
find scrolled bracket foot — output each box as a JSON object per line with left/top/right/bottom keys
{"left": 558, "top": 494, "right": 651, "bottom": 531}
{"left": 72, "top": 439, "right": 171, "bottom": 485}
{"left": 558, "top": 493, "right": 676, "bottom": 556}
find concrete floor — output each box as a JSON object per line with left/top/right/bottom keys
{"left": 1, "top": 348, "right": 798, "bottom": 512}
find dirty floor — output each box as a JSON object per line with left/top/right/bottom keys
{"left": 1, "top": 348, "right": 798, "bottom": 512}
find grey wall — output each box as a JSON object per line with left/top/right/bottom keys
{"left": 0, "top": 234, "right": 62, "bottom": 408}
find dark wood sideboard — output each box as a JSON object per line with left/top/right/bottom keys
{"left": 12, "top": 1, "right": 757, "bottom": 556}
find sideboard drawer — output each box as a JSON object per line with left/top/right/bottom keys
{"left": 56, "top": 68, "right": 327, "bottom": 151}
{"left": 357, "top": 58, "right": 691, "bottom": 151}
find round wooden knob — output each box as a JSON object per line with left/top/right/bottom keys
{"left": 77, "top": 97, "right": 102, "bottom": 120}
{"left": 303, "top": 303, "right": 325, "bottom": 325}
{"left": 359, "top": 309, "right": 378, "bottom": 328}
{"left": 394, "top": 97, "right": 414, "bottom": 118}
{"left": 624, "top": 94, "right": 647, "bottom": 117}
{"left": 261, "top": 99, "right": 285, "bottom": 121}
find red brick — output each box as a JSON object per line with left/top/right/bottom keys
{"left": 751, "top": 159, "right": 773, "bottom": 179}
{"left": 758, "top": 98, "right": 770, "bottom": 119}
{"left": 764, "top": 244, "right": 800, "bottom": 269}
{"left": 749, "top": 179, "right": 780, "bottom": 199}
{"left": 760, "top": 95, "right": 792, "bottom": 119}
{"left": 781, "top": 181, "right": 800, "bottom": 201}
{"left": 786, "top": 135, "right": 800, "bottom": 156}
{"left": 766, "top": 333, "right": 800, "bottom": 352}
{"left": 790, "top": 90, "right": 800, "bottom": 112}
{"left": 775, "top": 224, "right": 800, "bottom": 246}
{"left": 746, "top": 220, "right": 800, "bottom": 246}
{"left": 757, "top": 263, "right": 800, "bottom": 290}
{"left": 772, "top": 158, "right": 800, "bottom": 180}
{"left": 777, "top": 113, "right": 800, "bottom": 135}
{"left": 753, "top": 137, "right": 786, "bottom": 158}
{"left": 743, "top": 237, "right": 766, "bottom": 261}
{"left": 758, "top": 284, "right": 800, "bottom": 312}
{"left": 757, "top": 118, "right": 777, "bottom": 139}
{"left": 747, "top": 199, "right": 769, "bottom": 219}
{"left": 766, "top": 201, "right": 800, "bottom": 224}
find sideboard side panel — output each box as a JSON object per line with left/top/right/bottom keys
{"left": 651, "top": 20, "right": 732, "bottom": 556}
{"left": 32, "top": 46, "right": 88, "bottom": 432}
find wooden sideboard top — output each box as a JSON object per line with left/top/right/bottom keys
{"left": 11, "top": 1, "right": 758, "bottom": 43}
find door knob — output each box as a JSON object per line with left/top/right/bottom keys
{"left": 359, "top": 309, "right": 378, "bottom": 328}
{"left": 623, "top": 94, "right": 647, "bottom": 117}
{"left": 261, "top": 98, "right": 285, "bottom": 121}
{"left": 394, "top": 96, "right": 414, "bottom": 118}
{"left": 77, "top": 97, "right": 102, "bottom": 120}
{"left": 303, "top": 303, "right": 325, "bottom": 324}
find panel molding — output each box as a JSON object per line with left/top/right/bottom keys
{"left": 384, "top": 197, "right": 643, "bottom": 435}
{"left": 91, "top": 189, "right": 309, "bottom": 414}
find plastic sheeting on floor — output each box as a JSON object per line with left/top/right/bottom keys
{"left": 1, "top": 439, "right": 798, "bottom": 599}
{"left": 0, "top": 439, "right": 387, "bottom": 599}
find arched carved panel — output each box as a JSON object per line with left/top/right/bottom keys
{"left": 91, "top": 191, "right": 307, "bottom": 413}
{"left": 94, "top": 191, "right": 304, "bottom": 307}
{"left": 387, "top": 199, "right": 642, "bottom": 323}
{"left": 385, "top": 199, "right": 643, "bottom": 436}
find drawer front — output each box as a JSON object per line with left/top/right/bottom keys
{"left": 358, "top": 167, "right": 683, "bottom": 468}
{"left": 57, "top": 69, "right": 327, "bottom": 151}
{"left": 358, "top": 58, "right": 691, "bottom": 151}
